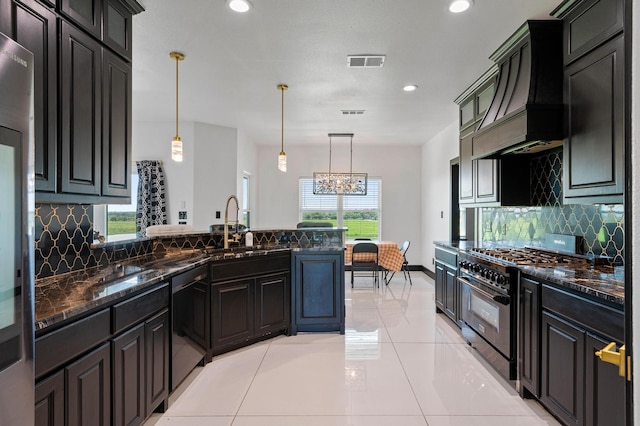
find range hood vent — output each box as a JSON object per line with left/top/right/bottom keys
{"left": 472, "top": 20, "right": 564, "bottom": 159}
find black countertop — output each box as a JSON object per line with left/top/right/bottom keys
{"left": 433, "top": 240, "right": 624, "bottom": 308}
{"left": 35, "top": 245, "right": 312, "bottom": 333}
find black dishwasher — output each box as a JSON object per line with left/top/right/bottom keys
{"left": 171, "top": 265, "right": 210, "bottom": 391}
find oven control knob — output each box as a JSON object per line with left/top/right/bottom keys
{"left": 459, "top": 261, "right": 467, "bottom": 269}
{"left": 473, "top": 264, "right": 481, "bottom": 273}
{"left": 489, "top": 272, "right": 496, "bottom": 281}
{"left": 496, "top": 275, "right": 506, "bottom": 284}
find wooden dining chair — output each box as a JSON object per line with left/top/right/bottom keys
{"left": 351, "top": 242, "right": 379, "bottom": 288}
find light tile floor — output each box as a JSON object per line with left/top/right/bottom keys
{"left": 144, "top": 272, "right": 560, "bottom": 426}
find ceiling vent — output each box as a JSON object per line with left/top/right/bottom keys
{"left": 341, "top": 110, "right": 365, "bottom": 115}
{"left": 347, "top": 55, "right": 385, "bottom": 68}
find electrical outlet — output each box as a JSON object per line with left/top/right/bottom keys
{"left": 179, "top": 210, "right": 187, "bottom": 220}
{"left": 216, "top": 211, "right": 221, "bottom": 219}
{"left": 178, "top": 220, "right": 186, "bottom": 225}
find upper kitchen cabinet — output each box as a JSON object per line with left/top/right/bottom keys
{"left": 553, "top": 0, "right": 625, "bottom": 204}
{"left": 455, "top": 68, "right": 530, "bottom": 207}
{"left": 1, "top": 0, "right": 58, "bottom": 193}
{"left": 2, "top": 0, "right": 144, "bottom": 204}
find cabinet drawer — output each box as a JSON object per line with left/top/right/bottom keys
{"left": 435, "top": 247, "right": 457, "bottom": 268}
{"left": 541, "top": 284, "right": 623, "bottom": 341}
{"left": 172, "top": 265, "right": 208, "bottom": 289}
{"left": 35, "top": 308, "right": 111, "bottom": 379}
{"left": 211, "top": 253, "right": 290, "bottom": 282}
{"left": 112, "top": 283, "right": 169, "bottom": 334}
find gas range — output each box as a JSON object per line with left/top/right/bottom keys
{"left": 468, "top": 247, "right": 590, "bottom": 268}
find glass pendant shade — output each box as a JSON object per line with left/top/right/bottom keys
{"left": 171, "top": 137, "right": 183, "bottom": 162}
{"left": 278, "top": 152, "right": 287, "bottom": 172}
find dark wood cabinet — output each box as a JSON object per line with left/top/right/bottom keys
{"left": 60, "top": 20, "right": 102, "bottom": 196}
{"left": 434, "top": 246, "right": 459, "bottom": 326}
{"left": 291, "top": 251, "right": 345, "bottom": 334}
{"left": 562, "top": 34, "right": 624, "bottom": 203}
{"left": 112, "top": 323, "right": 145, "bottom": 426}
{"left": 59, "top": 0, "right": 102, "bottom": 38}
{"left": 145, "top": 309, "right": 169, "bottom": 417}
{"left": 8, "top": 0, "right": 58, "bottom": 193}
{"left": 255, "top": 273, "right": 290, "bottom": 336}
{"left": 585, "top": 333, "right": 626, "bottom": 426}
{"left": 211, "top": 278, "right": 254, "bottom": 350}
{"left": 102, "top": 48, "right": 132, "bottom": 197}
{"left": 35, "top": 370, "right": 64, "bottom": 426}
{"left": 541, "top": 311, "right": 585, "bottom": 426}
{"left": 519, "top": 276, "right": 540, "bottom": 398}
{"left": 539, "top": 283, "right": 626, "bottom": 426}
{"left": 66, "top": 342, "right": 111, "bottom": 426}
{"left": 2, "top": 0, "right": 141, "bottom": 203}
{"left": 211, "top": 253, "right": 291, "bottom": 354}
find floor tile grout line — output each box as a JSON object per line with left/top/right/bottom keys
{"left": 230, "top": 340, "right": 272, "bottom": 424}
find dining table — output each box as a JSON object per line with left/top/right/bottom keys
{"left": 344, "top": 240, "right": 404, "bottom": 272}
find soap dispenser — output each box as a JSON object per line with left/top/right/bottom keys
{"left": 245, "top": 230, "right": 253, "bottom": 247}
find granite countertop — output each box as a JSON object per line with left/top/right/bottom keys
{"left": 34, "top": 246, "right": 297, "bottom": 333}
{"left": 433, "top": 240, "right": 625, "bottom": 308}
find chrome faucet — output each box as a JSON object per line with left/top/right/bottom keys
{"left": 224, "top": 195, "right": 240, "bottom": 249}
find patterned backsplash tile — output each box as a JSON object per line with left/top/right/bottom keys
{"left": 480, "top": 150, "right": 624, "bottom": 264}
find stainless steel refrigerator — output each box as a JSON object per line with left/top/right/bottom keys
{"left": 0, "top": 32, "right": 35, "bottom": 425}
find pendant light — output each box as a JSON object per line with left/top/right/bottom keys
{"left": 170, "top": 51, "right": 185, "bottom": 162}
{"left": 277, "top": 84, "right": 288, "bottom": 172}
{"left": 313, "top": 133, "right": 367, "bottom": 195}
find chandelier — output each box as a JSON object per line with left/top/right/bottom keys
{"left": 313, "top": 133, "right": 367, "bottom": 195}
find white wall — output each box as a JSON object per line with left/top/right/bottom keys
{"left": 133, "top": 121, "right": 238, "bottom": 230}
{"left": 421, "top": 120, "right": 459, "bottom": 273}
{"left": 255, "top": 143, "right": 423, "bottom": 266}
{"left": 132, "top": 121, "right": 195, "bottom": 226}
{"left": 192, "top": 122, "right": 237, "bottom": 230}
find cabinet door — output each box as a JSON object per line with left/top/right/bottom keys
{"left": 212, "top": 279, "right": 254, "bottom": 349}
{"left": 585, "top": 333, "right": 625, "bottom": 426}
{"left": 112, "top": 323, "right": 144, "bottom": 426}
{"left": 541, "top": 311, "right": 585, "bottom": 426}
{"left": 459, "top": 134, "right": 474, "bottom": 204}
{"left": 519, "top": 277, "right": 540, "bottom": 398}
{"left": 35, "top": 370, "right": 65, "bottom": 426}
{"left": 475, "top": 159, "right": 498, "bottom": 203}
{"left": 11, "top": 0, "right": 57, "bottom": 193}
{"left": 434, "top": 261, "right": 445, "bottom": 312}
{"left": 102, "top": 49, "right": 131, "bottom": 198}
{"left": 292, "top": 254, "right": 344, "bottom": 333}
{"left": 66, "top": 342, "right": 111, "bottom": 426}
{"left": 444, "top": 266, "right": 457, "bottom": 321}
{"left": 188, "top": 281, "right": 210, "bottom": 350}
{"left": 145, "top": 310, "right": 169, "bottom": 417}
{"left": 59, "top": 0, "right": 102, "bottom": 38}
{"left": 60, "top": 21, "right": 102, "bottom": 195}
{"left": 103, "top": 0, "right": 132, "bottom": 59}
{"left": 563, "top": 34, "right": 624, "bottom": 203}
{"left": 255, "top": 273, "right": 289, "bottom": 335}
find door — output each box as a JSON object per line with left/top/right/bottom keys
{"left": 112, "top": 324, "right": 144, "bottom": 426}
{"left": 0, "top": 33, "right": 35, "bottom": 426}
{"left": 255, "top": 273, "right": 289, "bottom": 335}
{"left": 211, "top": 279, "right": 254, "bottom": 348}
{"left": 146, "top": 310, "right": 169, "bottom": 417}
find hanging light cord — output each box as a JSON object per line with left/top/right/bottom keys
{"left": 280, "top": 86, "right": 284, "bottom": 153}
{"left": 175, "top": 55, "right": 179, "bottom": 138}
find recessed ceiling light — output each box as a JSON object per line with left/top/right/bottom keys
{"left": 449, "top": 0, "right": 473, "bottom": 13}
{"left": 227, "top": 0, "right": 252, "bottom": 13}
{"left": 403, "top": 85, "right": 418, "bottom": 92}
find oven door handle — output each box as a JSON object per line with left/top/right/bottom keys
{"left": 458, "top": 276, "right": 511, "bottom": 306}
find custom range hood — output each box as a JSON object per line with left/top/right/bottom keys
{"left": 472, "top": 20, "right": 564, "bottom": 159}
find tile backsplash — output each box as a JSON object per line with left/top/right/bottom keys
{"left": 480, "top": 150, "right": 624, "bottom": 264}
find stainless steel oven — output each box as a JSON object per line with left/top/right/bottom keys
{"left": 458, "top": 256, "right": 517, "bottom": 381}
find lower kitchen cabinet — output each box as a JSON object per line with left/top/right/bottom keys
{"left": 34, "top": 370, "right": 64, "bottom": 426}
{"left": 519, "top": 276, "right": 540, "bottom": 398}
{"left": 109, "top": 310, "right": 170, "bottom": 425}
{"left": 434, "top": 246, "right": 460, "bottom": 326}
{"left": 291, "top": 250, "right": 345, "bottom": 334}
{"left": 210, "top": 252, "right": 291, "bottom": 355}
{"left": 539, "top": 284, "right": 625, "bottom": 426}
{"left": 66, "top": 342, "right": 112, "bottom": 426}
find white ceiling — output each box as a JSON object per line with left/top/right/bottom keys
{"left": 132, "top": 0, "right": 561, "bottom": 147}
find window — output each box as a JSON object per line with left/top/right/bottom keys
{"left": 93, "top": 173, "right": 138, "bottom": 242}
{"left": 299, "top": 177, "right": 381, "bottom": 240}
{"left": 242, "top": 174, "right": 251, "bottom": 227}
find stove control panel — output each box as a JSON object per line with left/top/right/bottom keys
{"left": 459, "top": 261, "right": 507, "bottom": 285}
